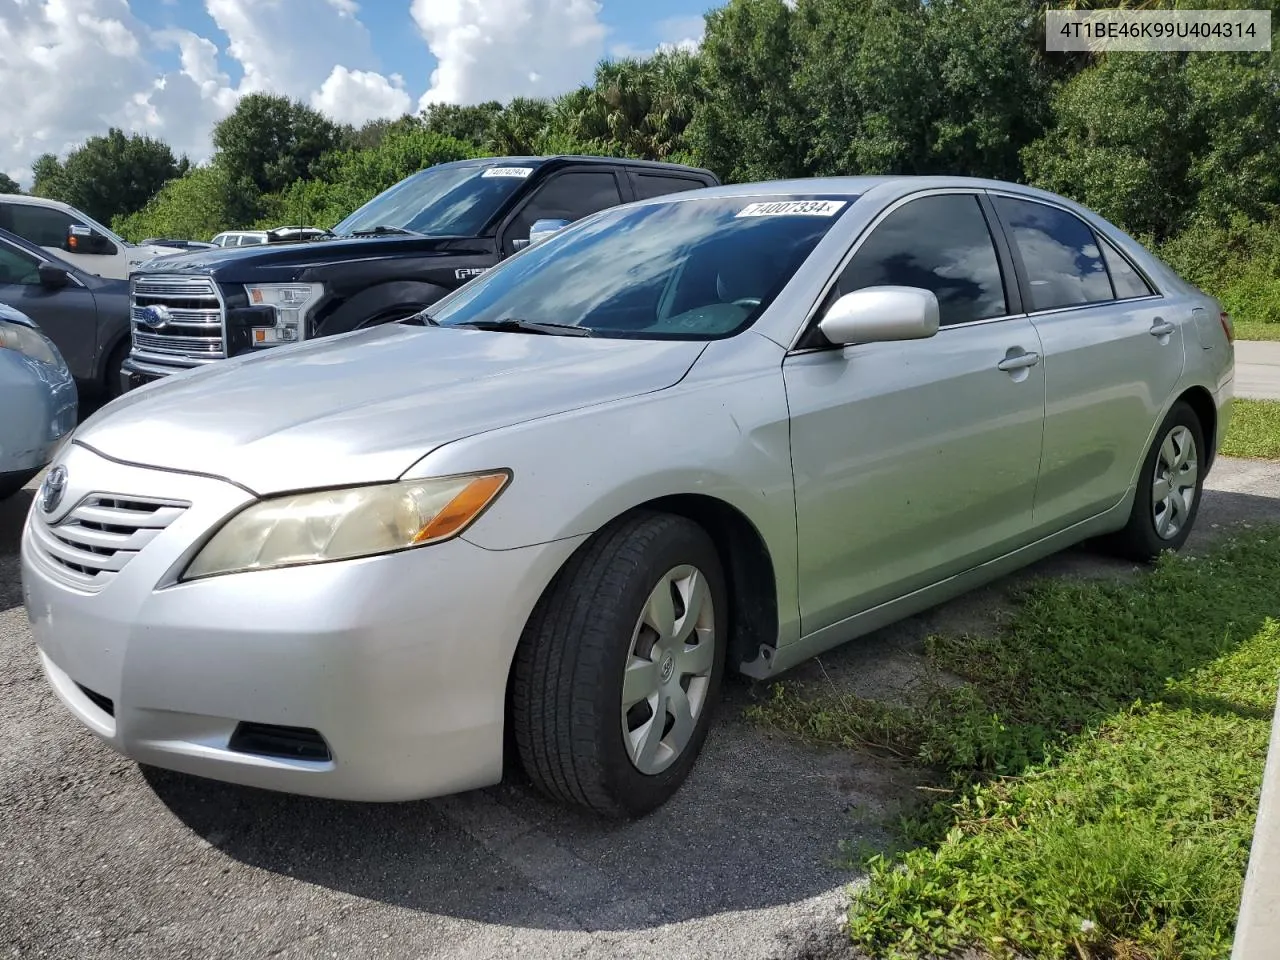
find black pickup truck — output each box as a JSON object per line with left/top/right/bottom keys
{"left": 122, "top": 155, "right": 719, "bottom": 392}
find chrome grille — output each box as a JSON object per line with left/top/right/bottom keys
{"left": 131, "top": 274, "right": 226, "bottom": 368}
{"left": 31, "top": 494, "right": 189, "bottom": 589}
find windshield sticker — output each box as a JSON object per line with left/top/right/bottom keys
{"left": 736, "top": 200, "right": 847, "bottom": 218}
{"left": 482, "top": 167, "right": 534, "bottom": 179}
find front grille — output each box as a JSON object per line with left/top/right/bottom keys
{"left": 30, "top": 494, "right": 190, "bottom": 589}
{"left": 229, "top": 723, "right": 332, "bottom": 762}
{"left": 131, "top": 275, "right": 226, "bottom": 369}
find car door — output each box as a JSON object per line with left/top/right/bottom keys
{"left": 784, "top": 191, "right": 1046, "bottom": 635}
{"left": 499, "top": 167, "right": 626, "bottom": 256}
{"left": 988, "top": 193, "right": 1184, "bottom": 530}
{"left": 0, "top": 201, "right": 125, "bottom": 279}
{"left": 0, "top": 237, "right": 99, "bottom": 381}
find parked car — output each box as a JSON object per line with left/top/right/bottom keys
{"left": 121, "top": 155, "right": 720, "bottom": 391}
{"left": 141, "top": 238, "right": 218, "bottom": 251}
{"left": 210, "top": 231, "right": 270, "bottom": 248}
{"left": 0, "top": 303, "right": 76, "bottom": 499}
{"left": 0, "top": 228, "right": 131, "bottom": 399}
{"left": 0, "top": 194, "right": 184, "bottom": 280}
{"left": 21, "top": 176, "right": 1233, "bottom": 817}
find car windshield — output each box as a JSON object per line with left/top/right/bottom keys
{"left": 430, "top": 195, "right": 855, "bottom": 340}
{"left": 332, "top": 163, "right": 537, "bottom": 238}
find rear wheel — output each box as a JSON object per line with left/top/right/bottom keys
{"left": 511, "top": 512, "right": 726, "bottom": 818}
{"left": 1106, "top": 401, "right": 1205, "bottom": 561}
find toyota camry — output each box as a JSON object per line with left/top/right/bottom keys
{"left": 21, "top": 176, "right": 1234, "bottom": 817}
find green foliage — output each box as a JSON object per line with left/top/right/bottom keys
{"left": 1220, "top": 400, "right": 1280, "bottom": 460}
{"left": 211, "top": 93, "right": 351, "bottom": 196}
{"left": 1158, "top": 215, "right": 1280, "bottom": 327}
{"left": 29, "top": 128, "right": 188, "bottom": 225}
{"left": 0, "top": 172, "right": 19, "bottom": 194}
{"left": 751, "top": 532, "right": 1280, "bottom": 957}
{"left": 112, "top": 164, "right": 260, "bottom": 243}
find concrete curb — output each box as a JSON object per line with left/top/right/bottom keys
{"left": 1232, "top": 682, "right": 1280, "bottom": 958}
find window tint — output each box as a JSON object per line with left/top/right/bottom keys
{"left": 505, "top": 171, "right": 623, "bottom": 250}
{"left": 1099, "top": 235, "right": 1155, "bottom": 299}
{"left": 0, "top": 240, "right": 42, "bottom": 285}
{"left": 634, "top": 174, "right": 702, "bottom": 201}
{"left": 995, "top": 197, "right": 1113, "bottom": 311}
{"left": 837, "top": 194, "right": 1007, "bottom": 326}
{"left": 8, "top": 204, "right": 75, "bottom": 247}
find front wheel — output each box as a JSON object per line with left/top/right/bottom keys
{"left": 511, "top": 512, "right": 727, "bottom": 818}
{"left": 1106, "top": 400, "right": 1206, "bottom": 561}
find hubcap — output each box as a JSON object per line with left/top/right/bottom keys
{"left": 621, "top": 565, "right": 716, "bottom": 776}
{"left": 1152, "top": 424, "right": 1198, "bottom": 540}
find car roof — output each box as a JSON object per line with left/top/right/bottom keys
{"left": 669, "top": 175, "right": 1091, "bottom": 208}
{"left": 430, "top": 155, "right": 717, "bottom": 178}
{"left": 2, "top": 193, "right": 76, "bottom": 212}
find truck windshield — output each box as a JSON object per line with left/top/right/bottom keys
{"left": 332, "top": 163, "right": 536, "bottom": 238}
{"left": 431, "top": 195, "right": 856, "bottom": 341}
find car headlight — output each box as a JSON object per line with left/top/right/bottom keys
{"left": 0, "top": 319, "right": 60, "bottom": 366}
{"left": 244, "top": 282, "right": 324, "bottom": 345}
{"left": 183, "top": 471, "right": 510, "bottom": 580}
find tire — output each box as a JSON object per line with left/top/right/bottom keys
{"left": 1106, "top": 400, "right": 1206, "bottom": 561}
{"left": 511, "top": 511, "right": 728, "bottom": 818}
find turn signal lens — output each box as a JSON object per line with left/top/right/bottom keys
{"left": 413, "top": 473, "right": 509, "bottom": 543}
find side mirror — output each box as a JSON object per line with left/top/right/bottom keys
{"left": 818, "top": 286, "right": 940, "bottom": 346}
{"left": 528, "top": 218, "right": 571, "bottom": 246}
{"left": 65, "top": 223, "right": 116, "bottom": 256}
{"left": 38, "top": 263, "right": 71, "bottom": 289}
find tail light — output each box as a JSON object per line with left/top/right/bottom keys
{"left": 1219, "top": 311, "right": 1235, "bottom": 344}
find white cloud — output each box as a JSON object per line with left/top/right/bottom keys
{"left": 655, "top": 15, "right": 704, "bottom": 54}
{"left": 312, "top": 67, "right": 412, "bottom": 125}
{"left": 0, "top": 0, "right": 663, "bottom": 188}
{"left": 412, "top": 0, "right": 607, "bottom": 107}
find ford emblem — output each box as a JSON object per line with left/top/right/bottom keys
{"left": 138, "top": 304, "right": 171, "bottom": 330}
{"left": 40, "top": 465, "right": 68, "bottom": 514}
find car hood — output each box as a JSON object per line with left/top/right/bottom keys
{"left": 74, "top": 324, "right": 705, "bottom": 495}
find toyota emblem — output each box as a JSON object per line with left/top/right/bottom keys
{"left": 40, "top": 465, "right": 68, "bottom": 514}
{"left": 138, "top": 304, "right": 171, "bottom": 330}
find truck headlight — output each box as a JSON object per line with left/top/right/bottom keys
{"left": 182, "top": 472, "right": 510, "bottom": 580}
{"left": 244, "top": 283, "right": 323, "bottom": 345}
{"left": 0, "top": 319, "right": 62, "bottom": 367}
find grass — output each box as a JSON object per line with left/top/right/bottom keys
{"left": 748, "top": 531, "right": 1280, "bottom": 958}
{"left": 1233, "top": 321, "right": 1280, "bottom": 342}
{"left": 1221, "top": 399, "right": 1280, "bottom": 461}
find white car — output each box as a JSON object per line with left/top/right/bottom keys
{"left": 0, "top": 195, "right": 183, "bottom": 280}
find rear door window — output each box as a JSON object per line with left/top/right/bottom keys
{"left": 994, "top": 196, "right": 1114, "bottom": 311}
{"left": 1098, "top": 235, "right": 1156, "bottom": 299}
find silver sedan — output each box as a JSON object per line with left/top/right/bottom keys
{"left": 21, "top": 177, "right": 1233, "bottom": 817}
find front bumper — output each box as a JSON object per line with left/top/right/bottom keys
{"left": 21, "top": 442, "right": 584, "bottom": 801}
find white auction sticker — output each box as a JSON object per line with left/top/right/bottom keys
{"left": 736, "top": 200, "right": 847, "bottom": 218}
{"left": 482, "top": 167, "right": 534, "bottom": 179}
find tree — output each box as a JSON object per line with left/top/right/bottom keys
{"left": 30, "top": 154, "right": 66, "bottom": 199}
{"left": 37, "top": 128, "right": 188, "bottom": 224}
{"left": 112, "top": 164, "right": 260, "bottom": 243}
{"left": 422, "top": 101, "right": 505, "bottom": 148}
{"left": 212, "top": 93, "right": 352, "bottom": 196}
{"left": 688, "top": 0, "right": 809, "bottom": 182}
{"left": 0, "top": 172, "right": 19, "bottom": 194}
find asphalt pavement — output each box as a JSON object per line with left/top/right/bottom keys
{"left": 2, "top": 458, "right": 1279, "bottom": 960}
{"left": 1236, "top": 340, "right": 1280, "bottom": 400}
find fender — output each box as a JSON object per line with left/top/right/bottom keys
{"left": 315, "top": 280, "right": 450, "bottom": 337}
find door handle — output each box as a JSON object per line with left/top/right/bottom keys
{"left": 997, "top": 351, "right": 1040, "bottom": 372}
{"left": 1150, "top": 319, "right": 1175, "bottom": 337}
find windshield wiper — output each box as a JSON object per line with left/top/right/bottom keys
{"left": 344, "top": 225, "right": 422, "bottom": 238}
{"left": 400, "top": 309, "right": 439, "bottom": 326}
{"left": 454, "top": 318, "right": 593, "bottom": 337}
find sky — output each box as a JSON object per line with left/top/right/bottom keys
{"left": 0, "top": 0, "right": 710, "bottom": 186}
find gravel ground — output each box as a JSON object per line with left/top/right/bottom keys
{"left": 2, "top": 457, "right": 1277, "bottom": 960}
